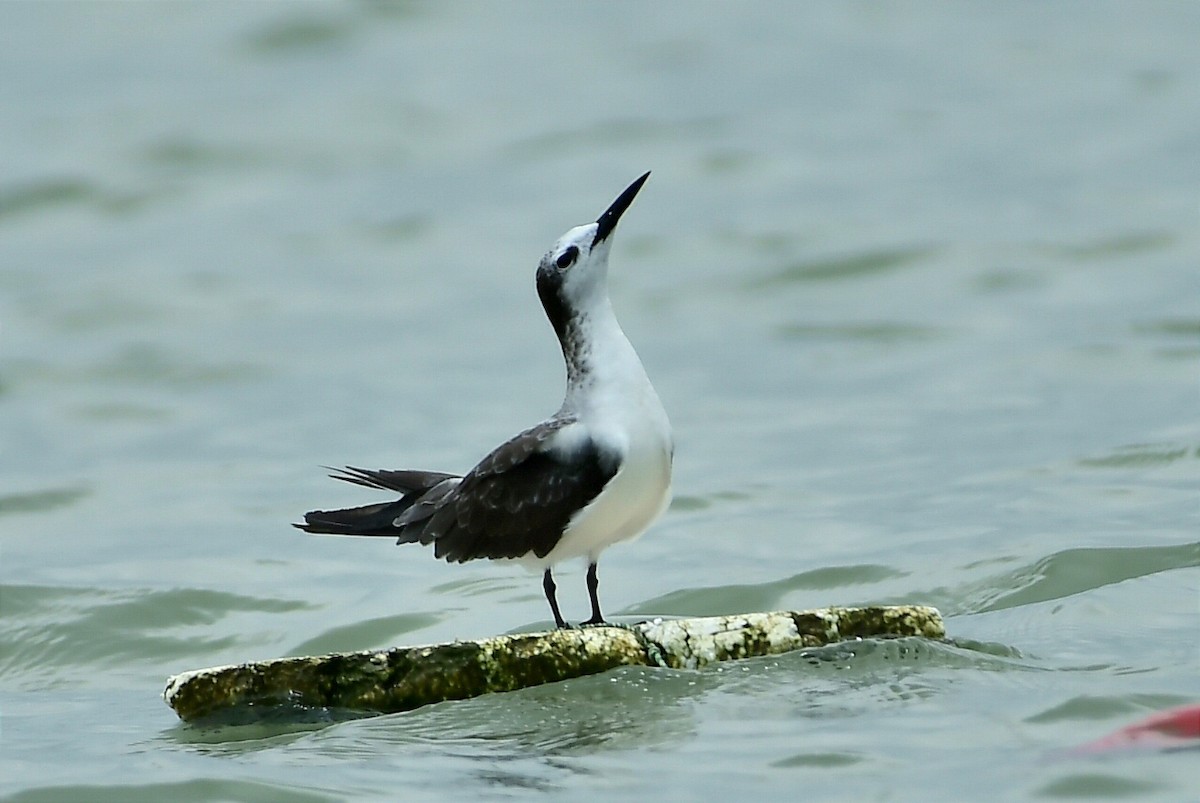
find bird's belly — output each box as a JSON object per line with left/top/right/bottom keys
{"left": 538, "top": 437, "right": 671, "bottom": 567}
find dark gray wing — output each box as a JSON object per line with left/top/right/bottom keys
{"left": 401, "top": 417, "right": 621, "bottom": 563}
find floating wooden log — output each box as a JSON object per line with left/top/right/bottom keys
{"left": 164, "top": 605, "right": 944, "bottom": 723}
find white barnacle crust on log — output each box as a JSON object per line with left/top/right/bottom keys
{"left": 640, "top": 611, "right": 822, "bottom": 669}
{"left": 164, "top": 605, "right": 944, "bottom": 723}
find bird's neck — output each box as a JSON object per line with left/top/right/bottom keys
{"left": 557, "top": 295, "right": 651, "bottom": 413}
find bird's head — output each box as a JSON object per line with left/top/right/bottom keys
{"left": 536, "top": 172, "right": 650, "bottom": 339}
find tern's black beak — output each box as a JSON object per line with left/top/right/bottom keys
{"left": 592, "top": 171, "right": 650, "bottom": 247}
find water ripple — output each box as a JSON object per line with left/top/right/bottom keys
{"left": 747, "top": 245, "right": 936, "bottom": 288}
{"left": 632, "top": 564, "right": 909, "bottom": 617}
{"left": 878, "top": 541, "right": 1200, "bottom": 620}
{"left": 1078, "top": 443, "right": 1196, "bottom": 469}
{"left": 0, "top": 486, "right": 89, "bottom": 516}
{"left": 0, "top": 585, "right": 316, "bottom": 689}
{"left": 284, "top": 611, "right": 444, "bottom": 657}
{"left": 972, "top": 542, "right": 1200, "bottom": 614}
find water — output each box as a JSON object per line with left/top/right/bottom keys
{"left": 2, "top": 2, "right": 1198, "bottom": 800}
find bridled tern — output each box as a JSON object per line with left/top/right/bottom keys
{"left": 296, "top": 172, "right": 673, "bottom": 629}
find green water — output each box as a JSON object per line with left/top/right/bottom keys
{"left": 2, "top": 3, "right": 1198, "bottom": 800}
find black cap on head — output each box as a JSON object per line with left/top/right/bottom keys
{"left": 592, "top": 171, "right": 650, "bottom": 247}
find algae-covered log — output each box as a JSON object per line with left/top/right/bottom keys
{"left": 164, "top": 605, "right": 944, "bottom": 722}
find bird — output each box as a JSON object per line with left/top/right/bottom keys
{"left": 295, "top": 172, "right": 673, "bottom": 629}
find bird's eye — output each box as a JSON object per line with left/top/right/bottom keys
{"left": 556, "top": 246, "right": 579, "bottom": 270}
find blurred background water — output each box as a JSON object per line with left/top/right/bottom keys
{"left": 2, "top": 2, "right": 1198, "bottom": 800}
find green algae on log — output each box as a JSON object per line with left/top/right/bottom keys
{"left": 164, "top": 605, "right": 944, "bottom": 722}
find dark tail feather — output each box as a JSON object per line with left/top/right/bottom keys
{"left": 327, "top": 466, "right": 458, "bottom": 495}
{"left": 295, "top": 466, "right": 460, "bottom": 540}
{"left": 294, "top": 500, "right": 414, "bottom": 538}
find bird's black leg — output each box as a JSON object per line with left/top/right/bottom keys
{"left": 543, "top": 567, "right": 569, "bottom": 629}
{"left": 580, "top": 562, "right": 606, "bottom": 626}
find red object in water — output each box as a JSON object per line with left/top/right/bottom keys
{"left": 1071, "top": 703, "right": 1200, "bottom": 755}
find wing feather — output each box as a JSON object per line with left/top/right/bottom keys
{"left": 430, "top": 417, "right": 620, "bottom": 563}
{"left": 302, "top": 417, "right": 621, "bottom": 563}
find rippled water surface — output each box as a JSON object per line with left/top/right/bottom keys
{"left": 2, "top": 3, "right": 1198, "bottom": 801}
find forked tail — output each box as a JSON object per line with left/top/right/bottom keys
{"left": 293, "top": 466, "right": 459, "bottom": 539}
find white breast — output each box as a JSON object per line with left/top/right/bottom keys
{"left": 528, "top": 289, "right": 673, "bottom": 568}
{"left": 538, "top": 382, "right": 673, "bottom": 567}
